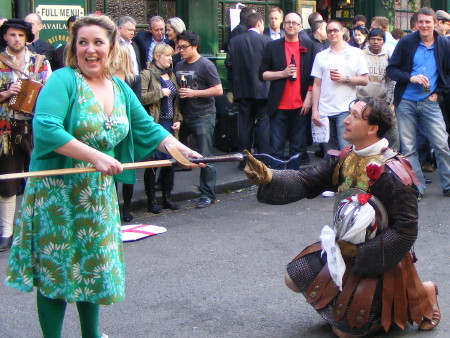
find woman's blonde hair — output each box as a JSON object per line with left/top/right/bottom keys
{"left": 116, "top": 45, "right": 135, "bottom": 82}
{"left": 166, "top": 17, "right": 186, "bottom": 35}
{"left": 65, "top": 14, "right": 120, "bottom": 78}
{"left": 152, "top": 44, "right": 174, "bottom": 65}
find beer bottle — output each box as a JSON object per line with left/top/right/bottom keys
{"left": 180, "top": 74, "right": 187, "bottom": 88}
{"left": 289, "top": 54, "right": 296, "bottom": 82}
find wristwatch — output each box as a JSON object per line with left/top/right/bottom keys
{"left": 345, "top": 76, "right": 350, "bottom": 83}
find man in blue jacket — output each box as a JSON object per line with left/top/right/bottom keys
{"left": 387, "top": 7, "right": 450, "bottom": 199}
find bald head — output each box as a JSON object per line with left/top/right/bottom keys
{"left": 24, "top": 13, "right": 43, "bottom": 41}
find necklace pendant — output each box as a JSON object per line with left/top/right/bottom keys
{"left": 104, "top": 116, "right": 114, "bottom": 130}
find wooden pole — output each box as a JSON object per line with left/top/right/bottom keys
{"left": 0, "top": 159, "right": 175, "bottom": 180}
{"left": 0, "top": 152, "right": 244, "bottom": 181}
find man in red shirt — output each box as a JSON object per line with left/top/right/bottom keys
{"left": 260, "top": 12, "right": 317, "bottom": 169}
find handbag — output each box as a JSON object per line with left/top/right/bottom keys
{"left": 0, "top": 53, "right": 44, "bottom": 115}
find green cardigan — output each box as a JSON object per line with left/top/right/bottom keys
{"left": 31, "top": 67, "right": 170, "bottom": 184}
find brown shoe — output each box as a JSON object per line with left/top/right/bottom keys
{"left": 421, "top": 164, "right": 435, "bottom": 173}
{"left": 419, "top": 282, "right": 440, "bottom": 331}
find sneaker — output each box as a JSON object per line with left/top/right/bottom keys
{"left": 417, "top": 193, "right": 423, "bottom": 201}
{"left": 443, "top": 189, "right": 450, "bottom": 197}
{"left": 195, "top": 197, "right": 214, "bottom": 208}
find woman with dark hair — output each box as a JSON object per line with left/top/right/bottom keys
{"left": 141, "top": 44, "right": 183, "bottom": 214}
{"left": 350, "top": 25, "right": 369, "bottom": 49}
{"left": 5, "top": 14, "right": 201, "bottom": 337}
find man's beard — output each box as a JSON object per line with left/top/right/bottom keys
{"left": 8, "top": 44, "right": 26, "bottom": 53}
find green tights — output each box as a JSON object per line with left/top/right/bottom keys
{"left": 37, "top": 290, "right": 100, "bottom": 338}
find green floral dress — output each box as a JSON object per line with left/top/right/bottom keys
{"left": 5, "top": 71, "right": 129, "bottom": 305}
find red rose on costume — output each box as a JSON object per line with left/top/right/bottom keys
{"left": 299, "top": 46, "right": 308, "bottom": 53}
{"left": 366, "top": 164, "right": 381, "bottom": 180}
{"left": 356, "top": 193, "right": 372, "bottom": 205}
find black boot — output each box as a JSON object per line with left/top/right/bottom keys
{"left": 122, "top": 206, "right": 134, "bottom": 222}
{"left": 147, "top": 199, "right": 162, "bottom": 214}
{"left": 144, "top": 168, "right": 162, "bottom": 214}
{"left": 122, "top": 184, "right": 134, "bottom": 222}
{"left": 161, "top": 167, "right": 179, "bottom": 210}
{"left": 162, "top": 193, "right": 180, "bottom": 210}
{"left": 0, "top": 236, "right": 12, "bottom": 252}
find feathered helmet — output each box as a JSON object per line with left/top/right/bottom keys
{"left": 333, "top": 188, "right": 388, "bottom": 242}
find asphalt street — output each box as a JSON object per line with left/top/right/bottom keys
{"left": 0, "top": 168, "right": 449, "bottom": 338}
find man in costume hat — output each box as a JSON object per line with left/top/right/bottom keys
{"left": 244, "top": 97, "right": 440, "bottom": 337}
{"left": 0, "top": 19, "right": 52, "bottom": 251}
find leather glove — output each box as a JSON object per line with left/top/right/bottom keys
{"left": 337, "top": 239, "right": 357, "bottom": 258}
{"left": 243, "top": 149, "right": 272, "bottom": 185}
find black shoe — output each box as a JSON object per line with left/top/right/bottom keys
{"left": 0, "top": 236, "right": 12, "bottom": 252}
{"left": 147, "top": 201, "right": 162, "bottom": 214}
{"left": 17, "top": 179, "right": 26, "bottom": 196}
{"left": 122, "top": 209, "right": 134, "bottom": 222}
{"left": 314, "top": 149, "right": 324, "bottom": 158}
{"left": 195, "top": 197, "right": 214, "bottom": 208}
{"left": 162, "top": 199, "right": 180, "bottom": 210}
{"left": 301, "top": 155, "right": 310, "bottom": 165}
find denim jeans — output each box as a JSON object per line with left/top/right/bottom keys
{"left": 416, "top": 121, "right": 431, "bottom": 167}
{"left": 324, "top": 112, "right": 350, "bottom": 153}
{"left": 270, "top": 109, "right": 308, "bottom": 170}
{"left": 179, "top": 113, "right": 216, "bottom": 200}
{"left": 396, "top": 98, "right": 450, "bottom": 194}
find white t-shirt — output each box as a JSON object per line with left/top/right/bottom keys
{"left": 311, "top": 43, "right": 369, "bottom": 116}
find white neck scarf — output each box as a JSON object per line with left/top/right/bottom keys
{"left": 353, "top": 138, "right": 389, "bottom": 157}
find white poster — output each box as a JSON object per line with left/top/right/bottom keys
{"left": 230, "top": 8, "right": 241, "bottom": 31}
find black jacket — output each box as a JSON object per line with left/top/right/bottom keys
{"left": 27, "top": 38, "right": 55, "bottom": 63}
{"left": 386, "top": 30, "right": 450, "bottom": 106}
{"left": 259, "top": 37, "right": 318, "bottom": 116}
{"left": 225, "top": 30, "right": 271, "bottom": 100}
{"left": 133, "top": 31, "right": 174, "bottom": 70}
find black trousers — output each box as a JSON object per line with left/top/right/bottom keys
{"left": 237, "top": 98, "right": 270, "bottom": 154}
{"left": 0, "top": 123, "right": 32, "bottom": 197}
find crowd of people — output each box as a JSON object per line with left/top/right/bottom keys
{"left": 225, "top": 6, "right": 450, "bottom": 203}
{"left": 0, "top": 5, "right": 449, "bottom": 337}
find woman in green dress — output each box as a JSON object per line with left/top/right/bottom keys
{"left": 4, "top": 15, "right": 202, "bottom": 338}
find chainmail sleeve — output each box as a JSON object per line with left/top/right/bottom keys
{"left": 352, "top": 168, "right": 419, "bottom": 275}
{"left": 257, "top": 156, "right": 339, "bottom": 205}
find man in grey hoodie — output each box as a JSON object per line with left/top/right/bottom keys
{"left": 356, "top": 28, "right": 399, "bottom": 150}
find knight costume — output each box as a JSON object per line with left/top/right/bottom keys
{"left": 256, "top": 139, "right": 436, "bottom": 335}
